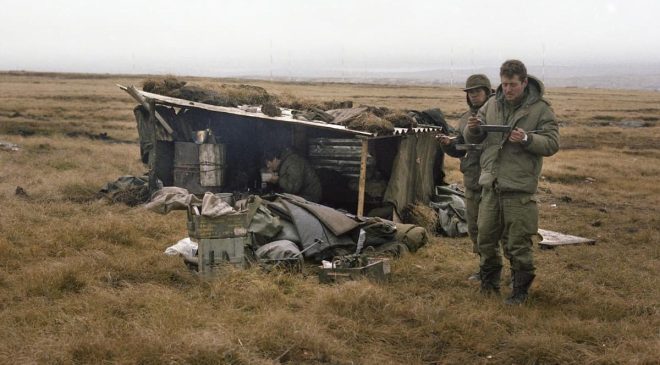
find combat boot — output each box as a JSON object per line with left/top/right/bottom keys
{"left": 504, "top": 271, "right": 535, "bottom": 305}
{"left": 479, "top": 267, "right": 501, "bottom": 296}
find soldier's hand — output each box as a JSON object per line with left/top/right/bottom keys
{"left": 467, "top": 116, "right": 482, "bottom": 130}
{"left": 436, "top": 134, "right": 454, "bottom": 146}
{"left": 509, "top": 128, "right": 526, "bottom": 143}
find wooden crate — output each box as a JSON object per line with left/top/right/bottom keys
{"left": 195, "top": 236, "right": 250, "bottom": 275}
{"left": 187, "top": 211, "right": 248, "bottom": 239}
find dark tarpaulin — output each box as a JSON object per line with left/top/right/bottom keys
{"left": 278, "top": 193, "right": 361, "bottom": 236}
{"left": 276, "top": 199, "right": 354, "bottom": 260}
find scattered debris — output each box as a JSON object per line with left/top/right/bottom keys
{"left": 0, "top": 141, "right": 20, "bottom": 152}
{"left": 99, "top": 176, "right": 150, "bottom": 206}
{"left": 165, "top": 237, "right": 198, "bottom": 257}
{"left": 585, "top": 177, "right": 596, "bottom": 183}
{"left": 15, "top": 186, "right": 29, "bottom": 198}
{"left": 318, "top": 255, "right": 391, "bottom": 284}
{"left": 559, "top": 195, "right": 573, "bottom": 203}
{"left": 291, "top": 107, "right": 335, "bottom": 123}
{"left": 538, "top": 229, "right": 596, "bottom": 248}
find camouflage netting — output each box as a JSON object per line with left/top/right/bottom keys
{"left": 278, "top": 97, "right": 354, "bottom": 112}
{"left": 339, "top": 106, "right": 417, "bottom": 133}
{"left": 219, "top": 84, "right": 275, "bottom": 105}
{"left": 346, "top": 113, "right": 395, "bottom": 134}
{"left": 260, "top": 102, "right": 282, "bottom": 117}
{"left": 141, "top": 78, "right": 423, "bottom": 133}
{"left": 142, "top": 78, "right": 279, "bottom": 114}
{"left": 383, "top": 111, "right": 418, "bottom": 128}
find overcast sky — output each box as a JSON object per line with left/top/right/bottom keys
{"left": 1, "top": 0, "right": 659, "bottom": 77}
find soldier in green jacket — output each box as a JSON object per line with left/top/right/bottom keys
{"left": 437, "top": 74, "right": 493, "bottom": 281}
{"left": 263, "top": 147, "right": 322, "bottom": 203}
{"left": 465, "top": 60, "right": 559, "bottom": 304}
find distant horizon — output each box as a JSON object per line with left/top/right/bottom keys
{"left": 3, "top": 61, "right": 660, "bottom": 91}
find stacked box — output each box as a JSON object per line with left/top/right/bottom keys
{"left": 187, "top": 210, "right": 250, "bottom": 275}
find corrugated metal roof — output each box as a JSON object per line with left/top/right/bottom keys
{"left": 118, "top": 85, "right": 441, "bottom": 139}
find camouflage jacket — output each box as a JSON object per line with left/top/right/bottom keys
{"left": 465, "top": 76, "right": 559, "bottom": 194}
{"left": 441, "top": 99, "right": 490, "bottom": 192}
{"left": 278, "top": 149, "right": 322, "bottom": 202}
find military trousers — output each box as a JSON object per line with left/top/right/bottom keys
{"left": 464, "top": 187, "right": 481, "bottom": 253}
{"left": 477, "top": 186, "right": 538, "bottom": 275}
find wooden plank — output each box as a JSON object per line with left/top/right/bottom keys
{"left": 117, "top": 84, "right": 374, "bottom": 136}
{"left": 122, "top": 85, "right": 175, "bottom": 135}
{"left": 356, "top": 139, "right": 369, "bottom": 216}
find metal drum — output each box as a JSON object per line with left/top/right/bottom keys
{"left": 173, "top": 142, "right": 225, "bottom": 194}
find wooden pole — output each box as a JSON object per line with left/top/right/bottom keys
{"left": 357, "top": 138, "right": 368, "bottom": 216}
{"left": 125, "top": 85, "right": 175, "bottom": 135}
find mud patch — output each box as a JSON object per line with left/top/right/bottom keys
{"left": 3, "top": 125, "right": 39, "bottom": 137}
{"left": 542, "top": 172, "right": 593, "bottom": 185}
{"left": 589, "top": 119, "right": 655, "bottom": 128}
{"left": 64, "top": 131, "right": 134, "bottom": 144}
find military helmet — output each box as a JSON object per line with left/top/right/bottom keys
{"left": 463, "top": 74, "right": 492, "bottom": 92}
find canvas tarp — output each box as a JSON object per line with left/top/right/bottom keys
{"left": 383, "top": 133, "right": 437, "bottom": 215}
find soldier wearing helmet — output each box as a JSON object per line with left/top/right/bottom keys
{"left": 437, "top": 74, "right": 493, "bottom": 281}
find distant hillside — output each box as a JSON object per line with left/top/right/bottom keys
{"left": 4, "top": 63, "right": 660, "bottom": 91}
{"left": 239, "top": 63, "right": 660, "bottom": 91}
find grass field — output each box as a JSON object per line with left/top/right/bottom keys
{"left": 0, "top": 72, "right": 658, "bottom": 364}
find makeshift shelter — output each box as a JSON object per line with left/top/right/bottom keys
{"left": 119, "top": 84, "right": 444, "bottom": 218}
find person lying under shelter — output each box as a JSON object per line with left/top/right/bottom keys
{"left": 262, "top": 146, "right": 322, "bottom": 203}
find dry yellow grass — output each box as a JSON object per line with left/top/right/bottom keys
{"left": 0, "top": 72, "right": 658, "bottom": 364}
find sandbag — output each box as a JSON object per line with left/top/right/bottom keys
{"left": 394, "top": 223, "right": 428, "bottom": 253}
{"left": 255, "top": 240, "right": 302, "bottom": 261}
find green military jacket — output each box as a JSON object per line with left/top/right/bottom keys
{"left": 464, "top": 76, "right": 559, "bottom": 194}
{"left": 441, "top": 96, "right": 492, "bottom": 192}
{"left": 278, "top": 149, "right": 322, "bottom": 202}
